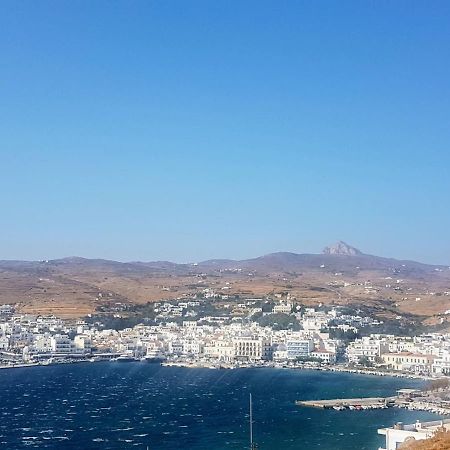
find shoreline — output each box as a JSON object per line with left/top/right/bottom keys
{"left": 4, "top": 359, "right": 447, "bottom": 414}
{"left": 160, "top": 360, "right": 434, "bottom": 380}
{"left": 0, "top": 358, "right": 434, "bottom": 381}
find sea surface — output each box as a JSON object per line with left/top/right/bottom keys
{"left": 0, "top": 362, "right": 439, "bottom": 449}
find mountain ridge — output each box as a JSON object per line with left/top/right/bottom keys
{"left": 0, "top": 241, "right": 447, "bottom": 272}
{"left": 0, "top": 241, "right": 449, "bottom": 321}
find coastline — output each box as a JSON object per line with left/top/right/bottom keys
{"left": 0, "top": 362, "right": 435, "bottom": 450}
{"left": 3, "top": 359, "right": 447, "bottom": 416}
{"left": 0, "top": 357, "right": 433, "bottom": 381}
{"left": 160, "top": 360, "right": 434, "bottom": 380}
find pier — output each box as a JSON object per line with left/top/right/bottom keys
{"left": 296, "top": 397, "right": 392, "bottom": 410}
{"left": 296, "top": 389, "right": 450, "bottom": 415}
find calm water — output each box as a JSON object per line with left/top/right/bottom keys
{"left": 0, "top": 363, "right": 439, "bottom": 449}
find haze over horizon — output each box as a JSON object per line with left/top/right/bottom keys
{"left": 1, "top": 1, "right": 450, "bottom": 264}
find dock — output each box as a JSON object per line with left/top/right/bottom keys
{"left": 296, "top": 397, "right": 393, "bottom": 409}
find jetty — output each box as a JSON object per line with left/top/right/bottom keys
{"left": 296, "top": 388, "right": 450, "bottom": 414}
{"left": 296, "top": 397, "right": 392, "bottom": 410}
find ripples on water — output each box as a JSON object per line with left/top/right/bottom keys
{"left": 0, "top": 363, "right": 439, "bottom": 449}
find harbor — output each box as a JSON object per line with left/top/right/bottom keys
{"left": 296, "top": 396, "right": 392, "bottom": 410}
{"left": 0, "top": 363, "right": 438, "bottom": 450}
{"left": 296, "top": 389, "right": 450, "bottom": 414}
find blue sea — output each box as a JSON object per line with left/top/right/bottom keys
{"left": 0, "top": 363, "right": 439, "bottom": 449}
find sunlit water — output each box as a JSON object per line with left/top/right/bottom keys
{"left": 0, "top": 363, "right": 438, "bottom": 449}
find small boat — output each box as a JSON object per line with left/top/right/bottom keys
{"left": 114, "top": 355, "right": 136, "bottom": 362}
{"left": 141, "top": 356, "right": 166, "bottom": 364}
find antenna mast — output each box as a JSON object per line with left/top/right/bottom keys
{"left": 250, "top": 393, "right": 253, "bottom": 448}
{"left": 250, "top": 393, "right": 257, "bottom": 449}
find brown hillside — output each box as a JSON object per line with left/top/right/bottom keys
{"left": 0, "top": 246, "right": 449, "bottom": 320}
{"left": 399, "top": 430, "right": 450, "bottom": 449}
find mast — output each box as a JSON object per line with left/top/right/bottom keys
{"left": 249, "top": 393, "right": 253, "bottom": 449}
{"left": 249, "top": 393, "right": 257, "bottom": 449}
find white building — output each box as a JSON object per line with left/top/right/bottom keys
{"left": 273, "top": 302, "right": 292, "bottom": 314}
{"left": 272, "top": 343, "right": 288, "bottom": 361}
{"left": 233, "top": 336, "right": 272, "bottom": 361}
{"left": 0, "top": 336, "right": 9, "bottom": 350}
{"left": 301, "top": 314, "right": 330, "bottom": 332}
{"left": 183, "top": 321, "right": 198, "bottom": 330}
{"left": 286, "top": 338, "right": 314, "bottom": 359}
{"left": 382, "top": 352, "right": 434, "bottom": 373}
{"left": 204, "top": 339, "right": 234, "bottom": 361}
{"left": 311, "top": 349, "right": 336, "bottom": 364}
{"left": 346, "top": 336, "right": 389, "bottom": 364}
{"left": 33, "top": 334, "right": 53, "bottom": 354}
{"left": 50, "top": 334, "right": 73, "bottom": 354}
{"left": 378, "top": 419, "right": 450, "bottom": 450}
{"left": 432, "top": 349, "right": 450, "bottom": 374}
{"left": 73, "top": 335, "right": 92, "bottom": 354}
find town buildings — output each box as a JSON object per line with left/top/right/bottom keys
{"left": 1, "top": 301, "right": 450, "bottom": 377}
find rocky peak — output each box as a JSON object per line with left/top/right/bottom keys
{"left": 322, "top": 241, "right": 362, "bottom": 256}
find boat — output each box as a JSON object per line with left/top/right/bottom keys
{"left": 114, "top": 355, "right": 136, "bottom": 362}
{"left": 141, "top": 355, "right": 166, "bottom": 364}
{"left": 333, "top": 406, "right": 345, "bottom": 411}
{"left": 141, "top": 350, "right": 166, "bottom": 364}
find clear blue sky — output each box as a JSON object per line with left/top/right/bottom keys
{"left": 1, "top": 1, "right": 449, "bottom": 264}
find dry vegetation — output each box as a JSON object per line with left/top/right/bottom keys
{"left": 399, "top": 430, "right": 450, "bottom": 449}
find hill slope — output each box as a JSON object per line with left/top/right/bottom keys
{"left": 0, "top": 242, "right": 449, "bottom": 321}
